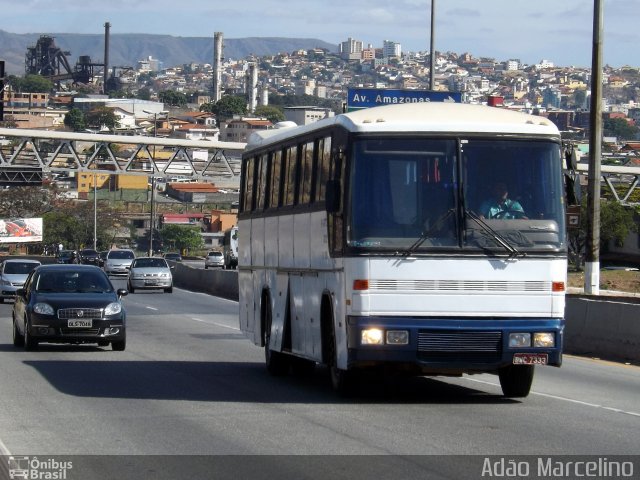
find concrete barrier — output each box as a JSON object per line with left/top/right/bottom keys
{"left": 170, "top": 261, "right": 239, "bottom": 301}
{"left": 565, "top": 295, "right": 640, "bottom": 363}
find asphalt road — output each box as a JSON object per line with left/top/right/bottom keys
{"left": 0, "top": 280, "right": 638, "bottom": 479}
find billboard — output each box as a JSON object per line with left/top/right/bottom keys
{"left": 347, "top": 88, "right": 463, "bottom": 111}
{"left": 0, "top": 218, "right": 43, "bottom": 243}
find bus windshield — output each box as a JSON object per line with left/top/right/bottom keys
{"left": 347, "top": 137, "right": 566, "bottom": 254}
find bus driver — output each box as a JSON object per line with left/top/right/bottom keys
{"left": 479, "top": 181, "right": 527, "bottom": 219}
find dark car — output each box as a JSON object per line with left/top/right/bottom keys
{"left": 12, "top": 264, "right": 128, "bottom": 351}
{"left": 78, "top": 248, "right": 100, "bottom": 266}
{"left": 163, "top": 252, "right": 182, "bottom": 262}
{"left": 56, "top": 250, "right": 77, "bottom": 264}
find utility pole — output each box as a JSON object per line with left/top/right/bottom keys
{"left": 585, "top": 0, "right": 604, "bottom": 295}
{"left": 429, "top": 1, "right": 436, "bottom": 90}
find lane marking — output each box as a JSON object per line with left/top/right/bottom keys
{"left": 144, "top": 306, "right": 159, "bottom": 311}
{"left": 0, "top": 435, "right": 12, "bottom": 456}
{"left": 464, "top": 377, "right": 640, "bottom": 417}
{"left": 189, "top": 316, "right": 240, "bottom": 331}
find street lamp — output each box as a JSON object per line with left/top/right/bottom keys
{"left": 142, "top": 109, "right": 169, "bottom": 256}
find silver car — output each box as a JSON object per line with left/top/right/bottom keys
{"left": 104, "top": 249, "right": 136, "bottom": 276}
{"left": 204, "top": 251, "right": 224, "bottom": 269}
{"left": 0, "top": 259, "right": 41, "bottom": 303}
{"left": 127, "top": 257, "right": 173, "bottom": 293}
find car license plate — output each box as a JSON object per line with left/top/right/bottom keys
{"left": 68, "top": 319, "right": 93, "bottom": 328}
{"left": 513, "top": 353, "right": 548, "bottom": 365}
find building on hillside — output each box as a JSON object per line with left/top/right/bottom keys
{"left": 382, "top": 40, "right": 401, "bottom": 59}
{"left": 219, "top": 117, "right": 272, "bottom": 142}
{"left": 284, "top": 106, "right": 334, "bottom": 126}
{"left": 172, "top": 124, "right": 219, "bottom": 141}
{"left": 340, "top": 37, "right": 363, "bottom": 61}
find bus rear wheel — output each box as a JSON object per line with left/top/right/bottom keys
{"left": 498, "top": 365, "right": 534, "bottom": 398}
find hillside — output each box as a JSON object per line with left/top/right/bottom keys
{"left": 0, "top": 29, "right": 337, "bottom": 75}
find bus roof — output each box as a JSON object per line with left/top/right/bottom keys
{"left": 246, "top": 103, "right": 560, "bottom": 152}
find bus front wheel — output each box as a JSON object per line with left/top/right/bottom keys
{"left": 498, "top": 365, "right": 534, "bottom": 398}
{"left": 263, "top": 302, "right": 289, "bottom": 376}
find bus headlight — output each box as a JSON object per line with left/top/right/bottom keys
{"left": 533, "top": 332, "right": 555, "bottom": 348}
{"left": 509, "top": 333, "right": 531, "bottom": 348}
{"left": 386, "top": 330, "right": 409, "bottom": 345}
{"left": 361, "top": 328, "right": 384, "bottom": 345}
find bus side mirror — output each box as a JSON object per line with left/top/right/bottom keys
{"left": 565, "top": 145, "right": 578, "bottom": 170}
{"left": 325, "top": 180, "right": 340, "bottom": 213}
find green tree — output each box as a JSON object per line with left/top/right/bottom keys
{"left": 213, "top": 95, "right": 247, "bottom": 121}
{"left": 159, "top": 90, "right": 188, "bottom": 107}
{"left": 42, "top": 201, "right": 123, "bottom": 251}
{"left": 64, "top": 108, "right": 86, "bottom": 132}
{"left": 0, "top": 186, "right": 54, "bottom": 217}
{"left": 600, "top": 200, "right": 638, "bottom": 249}
{"left": 254, "top": 105, "right": 285, "bottom": 123}
{"left": 160, "top": 225, "right": 203, "bottom": 254}
{"left": 85, "top": 106, "right": 119, "bottom": 131}
{"left": 603, "top": 117, "right": 639, "bottom": 140}
{"left": 568, "top": 198, "right": 638, "bottom": 270}
{"left": 136, "top": 87, "right": 152, "bottom": 101}
{"left": 8, "top": 74, "right": 53, "bottom": 93}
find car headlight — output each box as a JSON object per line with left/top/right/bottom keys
{"left": 132, "top": 273, "right": 144, "bottom": 279}
{"left": 534, "top": 332, "right": 555, "bottom": 348}
{"left": 0, "top": 279, "right": 11, "bottom": 286}
{"left": 33, "top": 303, "right": 55, "bottom": 315}
{"left": 104, "top": 302, "right": 122, "bottom": 315}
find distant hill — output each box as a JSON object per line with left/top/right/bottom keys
{"left": 0, "top": 29, "right": 337, "bottom": 75}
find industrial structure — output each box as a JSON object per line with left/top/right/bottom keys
{"left": 25, "top": 35, "right": 104, "bottom": 85}
{"left": 23, "top": 23, "right": 120, "bottom": 93}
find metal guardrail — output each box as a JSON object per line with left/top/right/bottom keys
{"left": 574, "top": 163, "right": 640, "bottom": 205}
{"left": 0, "top": 128, "right": 246, "bottom": 179}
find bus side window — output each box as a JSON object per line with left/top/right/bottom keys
{"left": 315, "top": 136, "right": 332, "bottom": 203}
{"left": 269, "top": 150, "right": 283, "bottom": 209}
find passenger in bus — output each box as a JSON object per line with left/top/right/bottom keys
{"left": 479, "top": 182, "right": 527, "bottom": 219}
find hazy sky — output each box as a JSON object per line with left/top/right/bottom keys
{"left": 1, "top": 0, "right": 637, "bottom": 67}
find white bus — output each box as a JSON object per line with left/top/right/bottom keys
{"left": 238, "top": 103, "right": 567, "bottom": 397}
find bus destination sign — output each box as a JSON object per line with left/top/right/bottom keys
{"left": 347, "top": 88, "right": 463, "bottom": 111}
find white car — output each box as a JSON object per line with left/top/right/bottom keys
{"left": 204, "top": 251, "right": 224, "bottom": 269}
{"left": 0, "top": 258, "right": 41, "bottom": 303}
{"left": 127, "top": 257, "right": 173, "bottom": 293}
{"left": 104, "top": 249, "right": 136, "bottom": 276}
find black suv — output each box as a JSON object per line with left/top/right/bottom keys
{"left": 78, "top": 248, "right": 100, "bottom": 266}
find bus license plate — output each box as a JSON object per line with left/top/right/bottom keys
{"left": 68, "top": 319, "right": 93, "bottom": 328}
{"left": 513, "top": 353, "right": 548, "bottom": 365}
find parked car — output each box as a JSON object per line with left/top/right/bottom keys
{"left": 0, "top": 258, "right": 41, "bottom": 303}
{"left": 12, "top": 264, "right": 128, "bottom": 351}
{"left": 127, "top": 257, "right": 173, "bottom": 293}
{"left": 56, "top": 250, "right": 77, "bottom": 264}
{"left": 204, "top": 251, "right": 224, "bottom": 269}
{"left": 103, "top": 249, "right": 136, "bottom": 276}
{"left": 163, "top": 252, "right": 182, "bottom": 262}
{"left": 78, "top": 248, "right": 100, "bottom": 266}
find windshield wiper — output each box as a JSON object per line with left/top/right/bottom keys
{"left": 399, "top": 208, "right": 456, "bottom": 257}
{"left": 465, "top": 210, "right": 525, "bottom": 258}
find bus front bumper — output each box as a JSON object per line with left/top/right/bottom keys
{"left": 345, "top": 316, "right": 564, "bottom": 373}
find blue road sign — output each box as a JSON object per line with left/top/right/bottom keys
{"left": 347, "top": 88, "right": 462, "bottom": 110}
